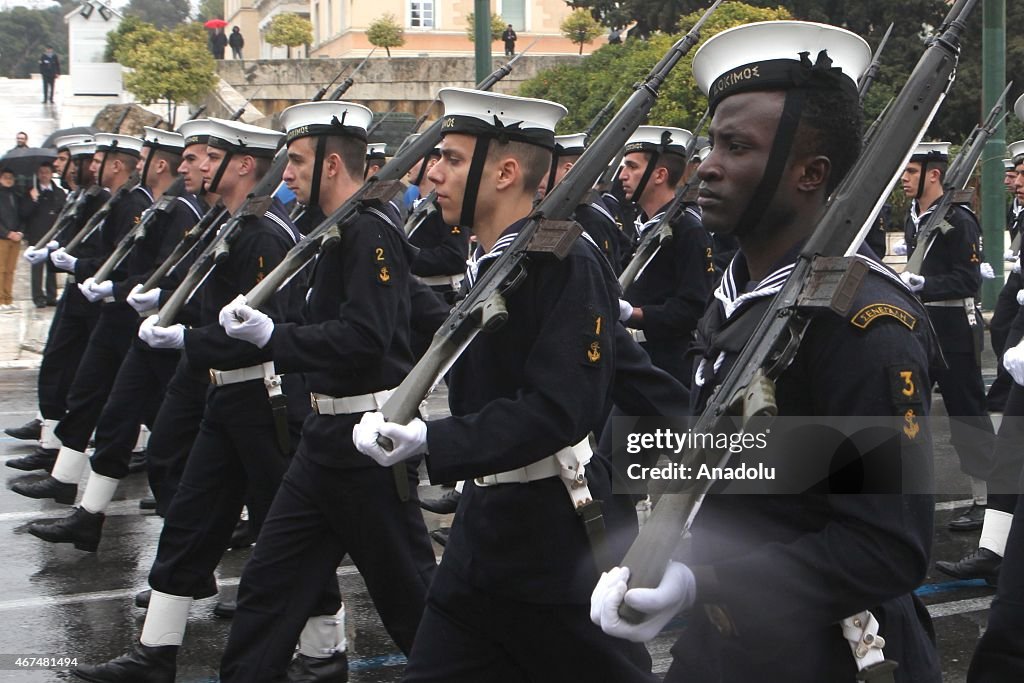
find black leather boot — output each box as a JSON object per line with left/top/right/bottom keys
{"left": 948, "top": 503, "right": 986, "bottom": 531}
{"left": 935, "top": 547, "right": 1001, "bottom": 585}
{"left": 229, "top": 518, "right": 255, "bottom": 549}
{"left": 73, "top": 643, "right": 177, "bottom": 682}
{"left": 135, "top": 576, "right": 218, "bottom": 608}
{"left": 11, "top": 475, "right": 77, "bottom": 504}
{"left": 127, "top": 450, "right": 147, "bottom": 474}
{"left": 5, "top": 418, "right": 41, "bottom": 441}
{"left": 287, "top": 652, "right": 349, "bottom": 682}
{"left": 213, "top": 599, "right": 236, "bottom": 619}
{"left": 419, "top": 489, "right": 461, "bottom": 514}
{"left": 28, "top": 507, "right": 105, "bottom": 551}
{"left": 5, "top": 447, "right": 58, "bottom": 472}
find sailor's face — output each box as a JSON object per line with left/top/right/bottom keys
{"left": 281, "top": 136, "right": 318, "bottom": 206}
{"left": 428, "top": 134, "right": 474, "bottom": 226}
{"left": 1006, "top": 168, "right": 1018, "bottom": 194}
{"left": 698, "top": 90, "right": 786, "bottom": 235}
{"left": 54, "top": 151, "right": 68, "bottom": 176}
{"left": 178, "top": 144, "right": 208, "bottom": 194}
{"left": 901, "top": 162, "right": 923, "bottom": 199}
{"left": 619, "top": 152, "right": 649, "bottom": 202}
{"left": 1014, "top": 164, "right": 1024, "bottom": 201}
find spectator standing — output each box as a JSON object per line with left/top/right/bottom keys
{"left": 26, "top": 162, "right": 65, "bottom": 307}
{"left": 209, "top": 28, "right": 228, "bottom": 60}
{"left": 229, "top": 27, "right": 245, "bottom": 60}
{"left": 39, "top": 47, "right": 60, "bottom": 103}
{"left": 0, "top": 168, "right": 27, "bottom": 309}
{"left": 7, "top": 132, "right": 28, "bottom": 154}
{"left": 502, "top": 24, "right": 517, "bottom": 57}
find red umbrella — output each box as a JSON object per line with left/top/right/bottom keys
{"left": 204, "top": 18, "right": 228, "bottom": 29}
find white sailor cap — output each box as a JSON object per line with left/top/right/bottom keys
{"left": 554, "top": 133, "right": 587, "bottom": 157}
{"left": 366, "top": 142, "right": 387, "bottom": 160}
{"left": 142, "top": 127, "right": 184, "bottom": 153}
{"left": 1004, "top": 158, "right": 1016, "bottom": 171}
{"left": 1009, "top": 140, "right": 1024, "bottom": 165}
{"left": 178, "top": 119, "right": 217, "bottom": 148}
{"left": 280, "top": 101, "right": 373, "bottom": 144}
{"left": 692, "top": 21, "right": 871, "bottom": 113}
{"left": 696, "top": 145, "right": 711, "bottom": 162}
{"left": 95, "top": 133, "right": 144, "bottom": 158}
{"left": 205, "top": 117, "right": 282, "bottom": 158}
{"left": 1015, "top": 92, "right": 1024, "bottom": 124}
{"left": 438, "top": 88, "right": 567, "bottom": 150}
{"left": 54, "top": 134, "right": 93, "bottom": 152}
{"left": 67, "top": 141, "right": 97, "bottom": 158}
{"left": 623, "top": 126, "right": 693, "bottom": 157}
{"left": 910, "top": 142, "right": 951, "bottom": 163}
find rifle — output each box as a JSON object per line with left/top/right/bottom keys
{"left": 367, "top": 106, "right": 398, "bottom": 137}
{"left": 373, "top": 2, "right": 724, "bottom": 463}
{"left": 618, "top": 110, "right": 709, "bottom": 291}
{"left": 310, "top": 67, "right": 349, "bottom": 103}
{"left": 327, "top": 49, "right": 376, "bottom": 101}
{"left": 63, "top": 172, "right": 142, "bottom": 255}
{"left": 615, "top": 0, "right": 980, "bottom": 622}
{"left": 905, "top": 80, "right": 1012, "bottom": 274}
{"left": 858, "top": 23, "right": 893, "bottom": 102}
{"left": 239, "top": 47, "right": 540, "bottom": 502}
{"left": 583, "top": 87, "right": 625, "bottom": 144}
{"left": 32, "top": 187, "right": 84, "bottom": 249}
{"left": 111, "top": 105, "right": 132, "bottom": 134}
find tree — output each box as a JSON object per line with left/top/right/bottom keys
{"left": 519, "top": 2, "right": 791, "bottom": 133}
{"left": 367, "top": 14, "right": 405, "bottom": 58}
{"left": 105, "top": 16, "right": 161, "bottom": 64}
{"left": 264, "top": 12, "right": 313, "bottom": 58}
{"left": 0, "top": 6, "right": 67, "bottom": 79}
{"left": 124, "top": 0, "right": 190, "bottom": 30}
{"left": 122, "top": 23, "right": 216, "bottom": 126}
{"left": 197, "top": 0, "right": 225, "bottom": 23}
{"left": 465, "top": 12, "right": 505, "bottom": 42}
{"left": 561, "top": 9, "right": 603, "bottom": 55}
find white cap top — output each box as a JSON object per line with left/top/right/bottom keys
{"left": 142, "top": 127, "right": 184, "bottom": 152}
{"left": 54, "top": 134, "right": 94, "bottom": 151}
{"left": 692, "top": 21, "right": 870, "bottom": 112}
{"left": 911, "top": 141, "right": 951, "bottom": 161}
{"left": 554, "top": 133, "right": 587, "bottom": 156}
{"left": 280, "top": 101, "right": 374, "bottom": 143}
{"left": 67, "top": 141, "right": 97, "bottom": 158}
{"left": 178, "top": 119, "right": 218, "bottom": 148}
{"left": 697, "top": 145, "right": 712, "bottom": 162}
{"left": 623, "top": 126, "right": 693, "bottom": 156}
{"left": 438, "top": 88, "right": 567, "bottom": 149}
{"left": 366, "top": 142, "right": 387, "bottom": 159}
{"left": 206, "top": 117, "right": 282, "bottom": 157}
{"left": 1015, "top": 92, "right": 1024, "bottom": 124}
{"left": 1009, "top": 140, "right": 1024, "bottom": 164}
{"left": 95, "top": 133, "right": 144, "bottom": 157}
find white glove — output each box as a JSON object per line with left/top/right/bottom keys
{"left": 618, "top": 299, "right": 634, "bottom": 323}
{"left": 1014, "top": 261, "right": 1022, "bottom": 275}
{"left": 1003, "top": 342, "right": 1024, "bottom": 386}
{"left": 1005, "top": 250, "right": 1018, "bottom": 262}
{"left": 127, "top": 284, "right": 161, "bottom": 314}
{"left": 50, "top": 247, "right": 77, "bottom": 272}
{"left": 900, "top": 271, "right": 925, "bottom": 293}
{"left": 1016, "top": 289, "right": 1024, "bottom": 306}
{"left": 892, "top": 242, "right": 908, "bottom": 256}
{"left": 352, "top": 411, "right": 428, "bottom": 466}
{"left": 590, "top": 562, "right": 697, "bottom": 643}
{"left": 980, "top": 263, "right": 995, "bottom": 280}
{"left": 138, "top": 314, "right": 185, "bottom": 350}
{"left": 46, "top": 240, "right": 59, "bottom": 251}
{"left": 24, "top": 247, "right": 48, "bottom": 265}
{"left": 218, "top": 294, "right": 274, "bottom": 348}
{"left": 79, "top": 277, "right": 113, "bottom": 303}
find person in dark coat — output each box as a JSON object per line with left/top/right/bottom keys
{"left": 592, "top": 21, "right": 943, "bottom": 683}
{"left": 228, "top": 26, "right": 244, "bottom": 59}
{"left": 39, "top": 46, "right": 60, "bottom": 103}
{"left": 25, "top": 161, "right": 65, "bottom": 306}
{"left": 209, "top": 28, "right": 228, "bottom": 59}
{"left": 0, "top": 167, "right": 27, "bottom": 307}
{"left": 502, "top": 24, "right": 517, "bottom": 56}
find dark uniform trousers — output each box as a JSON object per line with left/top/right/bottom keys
{"left": 36, "top": 285, "right": 98, "bottom": 420}
{"left": 220, "top": 451, "right": 436, "bottom": 682}
{"left": 930, "top": 345, "right": 996, "bottom": 480}
{"left": 53, "top": 304, "right": 138, "bottom": 451}
{"left": 986, "top": 271, "right": 1023, "bottom": 409}
{"left": 88, "top": 343, "right": 180, "bottom": 479}
{"left": 146, "top": 358, "right": 209, "bottom": 516}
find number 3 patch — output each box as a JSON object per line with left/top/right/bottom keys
{"left": 888, "top": 365, "right": 922, "bottom": 406}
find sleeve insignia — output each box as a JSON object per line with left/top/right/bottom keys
{"left": 587, "top": 340, "right": 602, "bottom": 363}
{"left": 451, "top": 226, "right": 461, "bottom": 234}
{"left": 850, "top": 304, "right": 917, "bottom": 331}
{"left": 378, "top": 266, "right": 391, "bottom": 283}
{"left": 903, "top": 408, "right": 920, "bottom": 441}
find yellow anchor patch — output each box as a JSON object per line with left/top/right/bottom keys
{"left": 903, "top": 408, "right": 920, "bottom": 440}
{"left": 378, "top": 266, "right": 390, "bottom": 283}
{"left": 587, "top": 341, "right": 601, "bottom": 363}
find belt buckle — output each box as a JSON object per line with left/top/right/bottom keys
{"left": 310, "top": 394, "right": 320, "bottom": 414}
{"left": 208, "top": 368, "right": 218, "bottom": 386}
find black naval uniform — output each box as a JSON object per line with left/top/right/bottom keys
{"left": 148, "top": 199, "right": 307, "bottom": 597}
{"left": 623, "top": 201, "right": 714, "bottom": 384}
{"left": 407, "top": 197, "right": 469, "bottom": 304}
{"left": 88, "top": 194, "right": 204, "bottom": 481}
{"left": 668, "top": 247, "right": 942, "bottom": 683}
{"left": 36, "top": 187, "right": 109, "bottom": 424}
{"left": 904, "top": 198, "right": 995, "bottom": 479}
{"left": 402, "top": 220, "right": 655, "bottom": 682}
{"left": 219, "top": 202, "right": 436, "bottom": 682}
{"left": 985, "top": 200, "right": 1023, "bottom": 410}
{"left": 51, "top": 184, "right": 153, "bottom": 453}
{"left": 576, "top": 190, "right": 624, "bottom": 275}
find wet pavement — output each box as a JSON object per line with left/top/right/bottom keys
{"left": 0, "top": 76, "right": 1010, "bottom": 682}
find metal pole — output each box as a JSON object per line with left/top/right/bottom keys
{"left": 474, "top": 0, "right": 491, "bottom": 86}
{"left": 981, "top": 0, "right": 1006, "bottom": 307}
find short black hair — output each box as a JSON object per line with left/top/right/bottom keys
{"left": 793, "top": 86, "right": 863, "bottom": 195}
{"left": 487, "top": 139, "right": 553, "bottom": 192}
{"left": 324, "top": 135, "right": 368, "bottom": 180}
{"left": 38, "top": 161, "right": 54, "bottom": 169}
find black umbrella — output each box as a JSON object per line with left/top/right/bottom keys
{"left": 1, "top": 147, "right": 58, "bottom": 187}
{"left": 42, "top": 126, "right": 98, "bottom": 149}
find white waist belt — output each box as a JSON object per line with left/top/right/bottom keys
{"left": 311, "top": 389, "right": 394, "bottom": 416}
{"left": 475, "top": 437, "right": 595, "bottom": 509}
{"left": 925, "top": 297, "right": 971, "bottom": 308}
{"left": 210, "top": 361, "right": 277, "bottom": 386}
{"left": 627, "top": 328, "right": 647, "bottom": 343}
{"left": 417, "top": 273, "right": 465, "bottom": 289}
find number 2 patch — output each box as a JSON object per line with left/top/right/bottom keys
{"left": 373, "top": 246, "right": 392, "bottom": 285}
